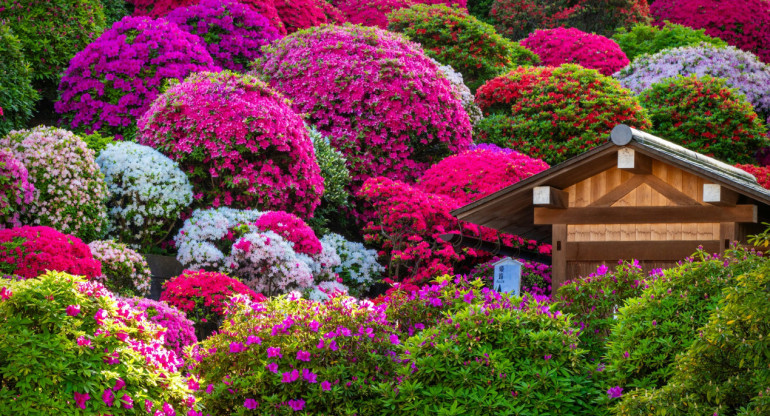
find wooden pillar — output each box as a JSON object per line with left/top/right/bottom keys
{"left": 719, "top": 222, "right": 736, "bottom": 254}
{"left": 551, "top": 224, "right": 568, "bottom": 290}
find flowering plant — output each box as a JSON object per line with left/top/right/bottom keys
{"left": 97, "top": 142, "right": 193, "bottom": 251}
{"left": 122, "top": 297, "right": 197, "bottom": 357}
{"left": 320, "top": 233, "right": 383, "bottom": 297}
{"left": 88, "top": 240, "right": 152, "bottom": 297}
{"left": 139, "top": 70, "right": 323, "bottom": 214}
{"left": 253, "top": 24, "right": 473, "bottom": 186}
{"left": 0, "top": 271, "right": 201, "bottom": 415}
{"left": 736, "top": 164, "right": 770, "bottom": 189}
{"left": 167, "top": 0, "right": 281, "bottom": 71}
{"left": 0, "top": 23, "right": 37, "bottom": 136}
{"left": 334, "top": 0, "right": 415, "bottom": 28}
{"left": 432, "top": 60, "right": 484, "bottom": 125}
{"left": 0, "top": 127, "right": 108, "bottom": 241}
{"left": 55, "top": 16, "right": 217, "bottom": 140}
{"left": 101, "top": 0, "right": 133, "bottom": 25}
{"left": 273, "top": 0, "right": 346, "bottom": 33}
{"left": 611, "top": 21, "right": 727, "bottom": 61}
{"left": 0, "top": 226, "right": 102, "bottom": 279}
{"left": 255, "top": 211, "right": 322, "bottom": 256}
{"left": 0, "top": 149, "right": 34, "bottom": 229}
{"left": 520, "top": 27, "right": 629, "bottom": 76}
{"left": 387, "top": 4, "right": 539, "bottom": 92}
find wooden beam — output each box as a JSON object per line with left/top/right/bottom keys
{"left": 566, "top": 240, "right": 720, "bottom": 261}
{"left": 617, "top": 148, "right": 652, "bottom": 174}
{"left": 551, "top": 225, "right": 567, "bottom": 290}
{"left": 703, "top": 184, "right": 739, "bottom": 206}
{"left": 534, "top": 205, "right": 757, "bottom": 224}
{"left": 533, "top": 186, "right": 568, "bottom": 208}
{"left": 719, "top": 222, "right": 737, "bottom": 254}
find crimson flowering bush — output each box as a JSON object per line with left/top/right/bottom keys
{"left": 122, "top": 297, "right": 197, "bottom": 357}
{"left": 520, "top": 27, "right": 629, "bottom": 76}
{"left": 55, "top": 16, "right": 217, "bottom": 140}
{"left": 651, "top": 0, "right": 770, "bottom": 63}
{"left": 253, "top": 24, "right": 473, "bottom": 187}
{"left": 475, "top": 64, "right": 651, "bottom": 165}
{"left": 736, "top": 164, "right": 770, "bottom": 189}
{"left": 254, "top": 211, "right": 323, "bottom": 256}
{"left": 274, "top": 0, "right": 346, "bottom": 33}
{"left": 335, "top": 0, "right": 414, "bottom": 28}
{"left": 139, "top": 71, "right": 323, "bottom": 214}
{"left": 0, "top": 149, "right": 34, "bottom": 229}
{"left": 167, "top": 0, "right": 281, "bottom": 71}
{"left": 0, "top": 226, "right": 102, "bottom": 280}
{"left": 0, "top": 271, "right": 201, "bottom": 415}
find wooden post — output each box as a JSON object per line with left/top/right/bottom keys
{"left": 551, "top": 224, "right": 568, "bottom": 291}
{"left": 719, "top": 222, "right": 736, "bottom": 254}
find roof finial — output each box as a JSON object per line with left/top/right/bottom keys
{"left": 610, "top": 124, "right": 633, "bottom": 146}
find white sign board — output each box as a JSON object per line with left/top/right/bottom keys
{"left": 493, "top": 257, "right": 522, "bottom": 296}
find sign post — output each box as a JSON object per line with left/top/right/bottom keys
{"left": 492, "top": 257, "right": 522, "bottom": 296}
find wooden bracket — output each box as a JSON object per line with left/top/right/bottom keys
{"left": 703, "top": 184, "right": 739, "bottom": 206}
{"left": 533, "top": 186, "right": 568, "bottom": 208}
{"left": 617, "top": 148, "right": 652, "bottom": 174}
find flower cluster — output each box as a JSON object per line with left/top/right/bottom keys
{"left": 611, "top": 21, "right": 727, "bottom": 61}
{"left": 736, "top": 164, "right": 770, "bottom": 189}
{"left": 651, "top": 0, "right": 770, "bottom": 63}
{"left": 88, "top": 240, "right": 152, "bottom": 297}
{"left": 639, "top": 74, "right": 767, "bottom": 163}
{"left": 0, "top": 23, "right": 38, "bottom": 136}
{"left": 0, "top": 149, "right": 34, "bottom": 229}
{"left": 387, "top": 4, "right": 539, "bottom": 92}
{"left": 520, "top": 27, "right": 629, "bottom": 76}
{"left": 254, "top": 211, "right": 323, "bottom": 256}
{"left": 273, "top": 0, "right": 346, "bottom": 33}
{"left": 475, "top": 64, "right": 651, "bottom": 165}
{"left": 166, "top": 0, "right": 281, "bottom": 71}
{"left": 334, "top": 0, "right": 415, "bottom": 28}
{"left": 0, "top": 226, "right": 102, "bottom": 279}
{"left": 253, "top": 24, "right": 473, "bottom": 187}
{"left": 433, "top": 60, "right": 484, "bottom": 125}
{"left": 55, "top": 16, "right": 217, "bottom": 140}
{"left": 139, "top": 71, "right": 323, "bottom": 214}
{"left": 319, "top": 233, "right": 383, "bottom": 297}
{"left": 0, "top": 127, "right": 108, "bottom": 241}
{"left": 121, "top": 297, "right": 197, "bottom": 357}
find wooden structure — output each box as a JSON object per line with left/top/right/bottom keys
{"left": 451, "top": 125, "right": 770, "bottom": 289}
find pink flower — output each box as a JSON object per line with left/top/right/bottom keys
{"left": 73, "top": 392, "right": 90, "bottom": 409}
{"left": 389, "top": 334, "right": 400, "bottom": 345}
{"left": 321, "top": 380, "right": 332, "bottom": 391}
{"left": 229, "top": 342, "right": 247, "bottom": 354}
{"left": 246, "top": 335, "right": 261, "bottom": 345}
{"left": 607, "top": 386, "right": 623, "bottom": 399}
{"left": 244, "top": 398, "right": 258, "bottom": 409}
{"left": 113, "top": 378, "right": 126, "bottom": 391}
{"left": 302, "top": 368, "right": 317, "bottom": 383}
{"left": 281, "top": 369, "right": 299, "bottom": 383}
{"left": 296, "top": 350, "right": 311, "bottom": 361}
{"left": 0, "top": 286, "right": 11, "bottom": 300}
{"left": 206, "top": 384, "right": 214, "bottom": 394}
{"left": 121, "top": 394, "right": 134, "bottom": 409}
{"left": 94, "top": 308, "right": 108, "bottom": 324}
{"left": 308, "top": 320, "right": 321, "bottom": 332}
{"left": 163, "top": 402, "right": 176, "bottom": 416}
{"left": 266, "top": 362, "right": 279, "bottom": 373}
{"left": 287, "top": 399, "right": 305, "bottom": 411}
{"left": 267, "top": 346, "right": 282, "bottom": 358}
{"left": 329, "top": 340, "right": 338, "bottom": 351}
{"left": 76, "top": 336, "right": 91, "bottom": 347}
{"left": 103, "top": 389, "right": 115, "bottom": 407}
{"left": 66, "top": 304, "right": 81, "bottom": 316}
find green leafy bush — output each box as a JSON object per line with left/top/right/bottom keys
{"left": 467, "top": 0, "right": 495, "bottom": 24}
{"left": 81, "top": 131, "right": 115, "bottom": 155}
{"left": 612, "top": 22, "right": 727, "bottom": 62}
{"left": 640, "top": 74, "right": 768, "bottom": 164}
{"left": 308, "top": 127, "right": 351, "bottom": 233}
{"left": 100, "top": 0, "right": 134, "bottom": 25}
{"left": 387, "top": 4, "right": 538, "bottom": 92}
{"left": 0, "top": 23, "right": 38, "bottom": 137}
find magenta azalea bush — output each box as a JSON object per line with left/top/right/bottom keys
{"left": 336, "top": 0, "right": 414, "bottom": 28}
{"left": 253, "top": 24, "right": 473, "bottom": 187}
{"left": 55, "top": 16, "right": 217, "bottom": 140}
{"left": 138, "top": 71, "right": 323, "bottom": 214}
{"left": 122, "top": 297, "right": 197, "bottom": 357}
{"left": 274, "top": 0, "right": 346, "bottom": 33}
{"left": 0, "top": 149, "right": 34, "bottom": 229}
{"left": 167, "top": 0, "right": 281, "bottom": 71}
{"left": 520, "top": 27, "right": 630, "bottom": 76}
{"left": 254, "top": 211, "right": 323, "bottom": 256}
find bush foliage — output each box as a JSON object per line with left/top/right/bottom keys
{"left": 612, "top": 22, "right": 727, "bottom": 61}
{"left": 520, "top": 27, "right": 629, "bottom": 76}
{"left": 0, "top": 24, "right": 38, "bottom": 137}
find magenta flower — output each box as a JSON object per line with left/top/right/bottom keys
{"left": 0, "top": 286, "right": 11, "bottom": 300}
{"left": 308, "top": 320, "right": 321, "bottom": 332}
{"left": 296, "top": 350, "right": 311, "bottom": 361}
{"left": 229, "top": 342, "right": 247, "bottom": 354}
{"left": 206, "top": 384, "right": 214, "bottom": 394}
{"left": 544, "top": 355, "right": 552, "bottom": 361}
{"left": 121, "top": 394, "right": 133, "bottom": 409}
{"left": 66, "top": 304, "right": 81, "bottom": 316}
{"left": 76, "top": 336, "right": 91, "bottom": 347}
{"left": 316, "top": 339, "right": 325, "bottom": 349}
{"left": 163, "top": 402, "right": 176, "bottom": 416}
{"left": 287, "top": 399, "right": 305, "bottom": 411}
{"left": 329, "top": 340, "right": 338, "bottom": 351}
{"left": 266, "top": 362, "right": 279, "bottom": 373}
{"left": 73, "top": 391, "right": 90, "bottom": 409}
{"left": 267, "top": 346, "right": 282, "bottom": 358}
{"left": 281, "top": 369, "right": 299, "bottom": 383}
{"left": 607, "top": 386, "right": 623, "bottom": 399}
{"left": 244, "top": 398, "right": 258, "bottom": 409}
{"left": 321, "top": 380, "right": 332, "bottom": 391}
{"left": 113, "top": 378, "right": 126, "bottom": 391}
{"left": 94, "top": 308, "right": 108, "bottom": 324}
{"left": 102, "top": 389, "right": 115, "bottom": 407}
{"left": 302, "top": 368, "right": 317, "bottom": 383}
{"left": 623, "top": 351, "right": 630, "bottom": 359}
{"left": 463, "top": 291, "right": 475, "bottom": 304}
{"left": 389, "top": 334, "right": 400, "bottom": 345}
{"left": 246, "top": 335, "right": 261, "bottom": 345}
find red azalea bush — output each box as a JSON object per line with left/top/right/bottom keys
{"left": 166, "top": 0, "right": 281, "bottom": 71}
{"left": 254, "top": 211, "right": 323, "bottom": 256}
{"left": 254, "top": 24, "right": 472, "bottom": 187}
{"left": 335, "top": 0, "right": 414, "bottom": 28}
{"left": 274, "top": 0, "right": 346, "bottom": 33}
{"left": 0, "top": 226, "right": 101, "bottom": 280}
{"left": 55, "top": 16, "right": 217, "bottom": 140}
{"left": 138, "top": 71, "right": 324, "bottom": 214}
{"left": 0, "top": 149, "right": 34, "bottom": 229}
{"left": 122, "top": 297, "right": 198, "bottom": 357}
{"left": 475, "top": 64, "right": 651, "bottom": 165}
{"left": 651, "top": 0, "right": 770, "bottom": 63}
{"left": 736, "top": 164, "right": 770, "bottom": 189}
{"left": 520, "top": 27, "right": 629, "bottom": 76}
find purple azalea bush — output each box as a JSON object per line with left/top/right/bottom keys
{"left": 122, "top": 297, "right": 197, "bottom": 357}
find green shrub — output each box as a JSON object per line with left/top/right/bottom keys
{"left": 100, "top": 0, "right": 134, "bottom": 26}
{"left": 640, "top": 74, "right": 768, "bottom": 164}
{"left": 81, "top": 131, "right": 115, "bottom": 155}
{"left": 0, "top": 23, "right": 38, "bottom": 136}
{"left": 387, "top": 4, "right": 538, "bottom": 92}
{"left": 612, "top": 22, "right": 728, "bottom": 62}
{"left": 307, "top": 127, "right": 351, "bottom": 234}
{"left": 467, "top": 0, "right": 495, "bottom": 24}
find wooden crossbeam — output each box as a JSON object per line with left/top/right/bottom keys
{"left": 534, "top": 205, "right": 757, "bottom": 224}
{"left": 566, "top": 240, "right": 720, "bottom": 261}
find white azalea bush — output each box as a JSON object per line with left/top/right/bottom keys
{"left": 432, "top": 59, "right": 483, "bottom": 126}
{"left": 87, "top": 240, "right": 152, "bottom": 296}
{"left": 96, "top": 142, "right": 193, "bottom": 250}
{"left": 320, "top": 233, "right": 383, "bottom": 297}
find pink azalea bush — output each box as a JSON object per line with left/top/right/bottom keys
{"left": 335, "top": 0, "right": 466, "bottom": 28}
{"left": 55, "top": 16, "right": 217, "bottom": 140}
{"left": 166, "top": 0, "right": 281, "bottom": 71}
{"left": 122, "top": 297, "right": 197, "bottom": 357}
{"left": 254, "top": 211, "right": 323, "bottom": 256}
{"left": 520, "top": 27, "right": 630, "bottom": 76}
{"left": 88, "top": 240, "right": 152, "bottom": 297}
{"left": 273, "top": 0, "right": 346, "bottom": 33}
{"left": 253, "top": 24, "right": 473, "bottom": 187}
{"left": 0, "top": 271, "right": 201, "bottom": 415}
{"left": 139, "top": 71, "right": 323, "bottom": 214}
{"left": 0, "top": 149, "right": 34, "bottom": 229}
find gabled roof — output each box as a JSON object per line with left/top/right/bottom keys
{"left": 451, "top": 125, "right": 770, "bottom": 243}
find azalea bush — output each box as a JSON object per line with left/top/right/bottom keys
{"left": 0, "top": 23, "right": 37, "bottom": 136}
{"left": 612, "top": 22, "right": 727, "bottom": 61}
{"left": 319, "top": 233, "right": 383, "bottom": 297}
{"left": 387, "top": 4, "right": 539, "bottom": 92}
{"left": 639, "top": 75, "right": 767, "bottom": 163}
{"left": 0, "top": 127, "right": 108, "bottom": 241}
{"left": 335, "top": 0, "right": 415, "bottom": 28}
{"left": 97, "top": 142, "right": 193, "bottom": 251}
{"left": 167, "top": 0, "right": 281, "bottom": 71}
{"left": 88, "top": 240, "right": 152, "bottom": 297}
{"left": 475, "top": 64, "right": 651, "bottom": 165}
{"left": 0, "top": 271, "right": 201, "bottom": 415}
{"left": 0, "top": 149, "right": 34, "bottom": 229}
{"left": 433, "top": 60, "right": 484, "bottom": 125}
{"left": 253, "top": 24, "right": 473, "bottom": 187}
{"left": 139, "top": 71, "right": 323, "bottom": 214}
{"left": 273, "top": 0, "right": 345, "bottom": 33}
{"left": 520, "top": 27, "right": 629, "bottom": 76}
{"left": 122, "top": 297, "right": 197, "bottom": 357}
{"left": 131, "top": 0, "right": 287, "bottom": 34}
{"left": 55, "top": 16, "right": 217, "bottom": 140}
{"left": 0, "top": 226, "right": 102, "bottom": 280}
{"left": 737, "top": 164, "right": 770, "bottom": 189}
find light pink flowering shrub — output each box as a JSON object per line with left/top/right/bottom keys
{"left": 55, "top": 16, "right": 218, "bottom": 140}
{"left": 139, "top": 71, "right": 323, "bottom": 215}
{"left": 253, "top": 24, "right": 473, "bottom": 187}
{"left": 88, "top": 240, "right": 152, "bottom": 297}
{"left": 0, "top": 149, "right": 34, "bottom": 229}
{"left": 520, "top": 27, "right": 630, "bottom": 76}
{"left": 254, "top": 211, "right": 323, "bottom": 256}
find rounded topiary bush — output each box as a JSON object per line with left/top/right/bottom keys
{"left": 121, "top": 297, "right": 197, "bottom": 357}
{"left": 0, "top": 23, "right": 38, "bottom": 137}
{"left": 138, "top": 71, "right": 323, "bottom": 214}
{"left": 387, "top": 4, "right": 539, "bottom": 92}
{"left": 0, "top": 127, "right": 108, "bottom": 241}
{"left": 96, "top": 142, "right": 193, "bottom": 251}
{"left": 0, "top": 149, "right": 34, "bottom": 229}
{"left": 0, "top": 271, "right": 201, "bottom": 415}
{"left": 520, "top": 27, "right": 629, "bottom": 76}
{"left": 55, "top": 16, "right": 217, "bottom": 140}
{"left": 640, "top": 75, "right": 767, "bottom": 163}
{"left": 612, "top": 22, "right": 727, "bottom": 61}
{"left": 0, "top": 226, "right": 102, "bottom": 280}
{"left": 651, "top": 0, "right": 770, "bottom": 63}
{"left": 88, "top": 240, "right": 152, "bottom": 297}
{"left": 166, "top": 0, "right": 281, "bottom": 71}
{"left": 254, "top": 24, "right": 473, "bottom": 186}
{"left": 475, "top": 64, "right": 651, "bottom": 165}
{"left": 0, "top": 0, "right": 106, "bottom": 98}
